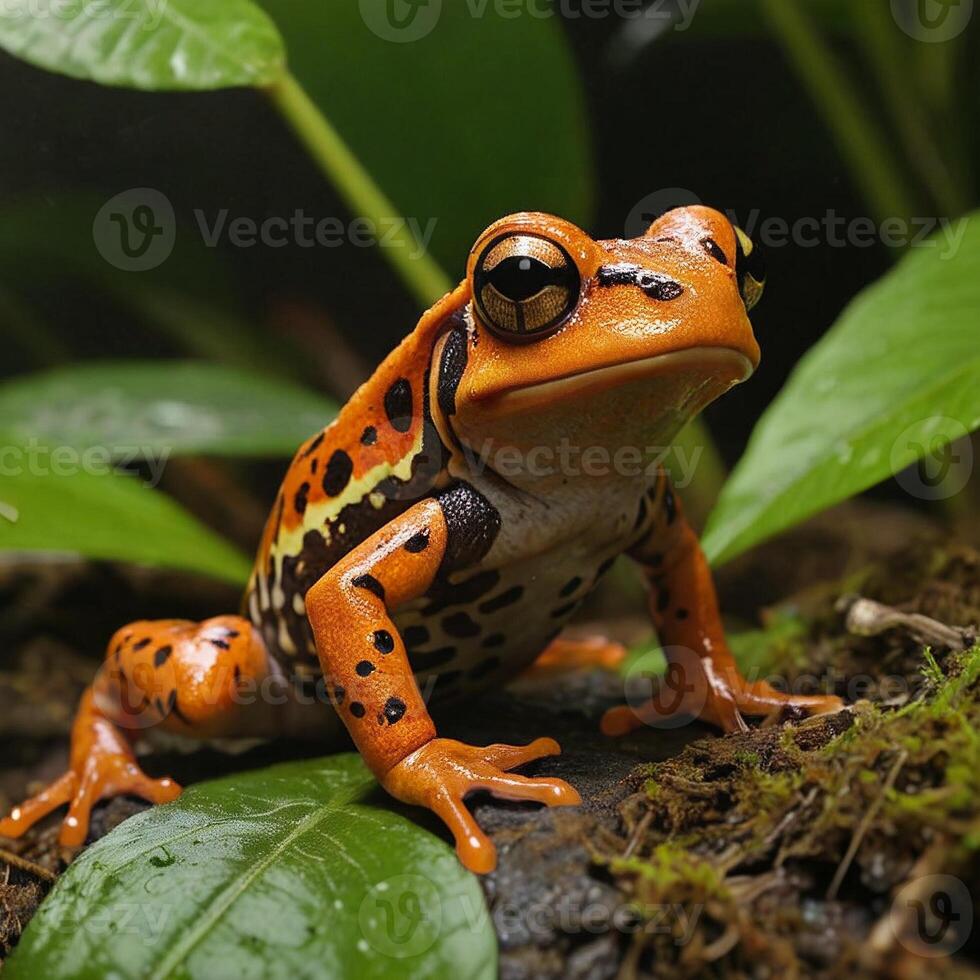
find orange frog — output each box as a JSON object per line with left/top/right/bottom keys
{"left": 1, "top": 207, "right": 843, "bottom": 873}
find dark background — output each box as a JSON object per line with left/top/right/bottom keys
{"left": 1, "top": 2, "right": 974, "bottom": 469}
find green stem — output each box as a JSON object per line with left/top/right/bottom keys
{"left": 265, "top": 72, "right": 729, "bottom": 502}
{"left": 265, "top": 71, "right": 452, "bottom": 308}
{"left": 853, "top": 1, "right": 967, "bottom": 217}
{"left": 759, "top": 0, "right": 920, "bottom": 224}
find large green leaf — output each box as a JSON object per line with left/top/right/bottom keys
{"left": 0, "top": 461, "right": 251, "bottom": 585}
{"left": 6, "top": 755, "right": 496, "bottom": 980}
{"left": 262, "top": 1, "right": 593, "bottom": 275}
{"left": 0, "top": 0, "right": 285, "bottom": 90}
{"left": 0, "top": 362, "right": 337, "bottom": 458}
{"left": 703, "top": 211, "right": 980, "bottom": 565}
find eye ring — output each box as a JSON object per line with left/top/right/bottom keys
{"left": 472, "top": 232, "right": 580, "bottom": 342}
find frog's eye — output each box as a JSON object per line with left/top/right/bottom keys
{"left": 733, "top": 227, "right": 766, "bottom": 311}
{"left": 472, "top": 233, "right": 580, "bottom": 342}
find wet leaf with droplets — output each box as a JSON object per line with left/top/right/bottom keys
{"left": 6, "top": 755, "right": 495, "bottom": 980}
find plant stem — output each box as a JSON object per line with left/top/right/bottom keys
{"left": 265, "top": 72, "right": 730, "bottom": 502}
{"left": 265, "top": 71, "right": 452, "bottom": 308}
{"left": 853, "top": 1, "right": 967, "bottom": 218}
{"left": 759, "top": 0, "right": 920, "bottom": 225}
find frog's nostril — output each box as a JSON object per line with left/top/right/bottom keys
{"left": 596, "top": 264, "right": 683, "bottom": 301}
{"left": 636, "top": 271, "right": 683, "bottom": 301}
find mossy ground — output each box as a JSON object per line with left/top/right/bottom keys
{"left": 594, "top": 541, "right": 980, "bottom": 979}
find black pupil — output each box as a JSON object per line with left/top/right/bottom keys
{"left": 487, "top": 255, "right": 562, "bottom": 302}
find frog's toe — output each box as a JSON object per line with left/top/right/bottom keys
{"left": 59, "top": 756, "right": 182, "bottom": 847}
{"left": 0, "top": 760, "right": 181, "bottom": 847}
{"left": 383, "top": 737, "right": 581, "bottom": 873}
{"left": 0, "top": 772, "right": 78, "bottom": 840}
{"left": 475, "top": 737, "right": 562, "bottom": 770}
{"left": 430, "top": 792, "right": 498, "bottom": 873}
{"left": 729, "top": 682, "right": 845, "bottom": 724}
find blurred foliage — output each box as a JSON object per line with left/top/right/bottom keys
{"left": 0, "top": 362, "right": 337, "bottom": 458}
{"left": 0, "top": 2, "right": 979, "bottom": 972}
{"left": 704, "top": 210, "right": 980, "bottom": 564}
{"left": 0, "top": 0, "right": 976, "bottom": 578}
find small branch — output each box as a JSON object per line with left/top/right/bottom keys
{"left": 837, "top": 594, "right": 976, "bottom": 651}
{"left": 0, "top": 847, "right": 57, "bottom": 884}
{"left": 265, "top": 72, "right": 452, "bottom": 309}
{"left": 621, "top": 808, "right": 654, "bottom": 860}
{"left": 827, "top": 749, "right": 907, "bottom": 900}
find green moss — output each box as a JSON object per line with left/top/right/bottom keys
{"left": 612, "top": 843, "right": 728, "bottom": 900}
{"left": 611, "top": 645, "right": 980, "bottom": 963}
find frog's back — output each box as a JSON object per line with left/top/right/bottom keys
{"left": 245, "top": 290, "right": 466, "bottom": 683}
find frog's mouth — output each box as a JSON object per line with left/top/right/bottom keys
{"left": 489, "top": 347, "right": 754, "bottom": 414}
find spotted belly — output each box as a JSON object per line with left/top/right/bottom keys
{"left": 392, "top": 545, "right": 619, "bottom": 704}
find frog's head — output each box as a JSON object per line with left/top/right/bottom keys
{"left": 436, "top": 207, "right": 765, "bottom": 487}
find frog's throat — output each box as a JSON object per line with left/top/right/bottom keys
{"left": 486, "top": 347, "right": 754, "bottom": 414}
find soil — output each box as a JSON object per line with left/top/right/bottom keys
{"left": 1, "top": 499, "right": 979, "bottom": 979}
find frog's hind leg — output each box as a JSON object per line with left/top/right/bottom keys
{"left": 525, "top": 634, "right": 628, "bottom": 676}
{"left": 0, "top": 615, "right": 276, "bottom": 847}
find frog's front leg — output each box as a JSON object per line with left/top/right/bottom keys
{"left": 602, "top": 482, "right": 844, "bottom": 736}
{"left": 305, "top": 494, "right": 580, "bottom": 874}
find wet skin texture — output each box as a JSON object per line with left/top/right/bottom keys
{"left": 0, "top": 207, "right": 840, "bottom": 872}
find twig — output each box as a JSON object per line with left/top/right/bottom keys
{"left": 0, "top": 847, "right": 57, "bottom": 884}
{"left": 838, "top": 595, "right": 976, "bottom": 651}
{"left": 827, "top": 750, "right": 907, "bottom": 900}
{"left": 621, "top": 809, "right": 654, "bottom": 860}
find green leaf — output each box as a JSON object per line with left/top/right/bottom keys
{"left": 6, "top": 755, "right": 496, "bottom": 980}
{"left": 0, "top": 362, "right": 337, "bottom": 458}
{"left": 703, "top": 211, "right": 980, "bottom": 565}
{"left": 0, "top": 0, "right": 285, "bottom": 90}
{"left": 0, "top": 461, "right": 251, "bottom": 585}
{"left": 261, "top": 1, "right": 593, "bottom": 275}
